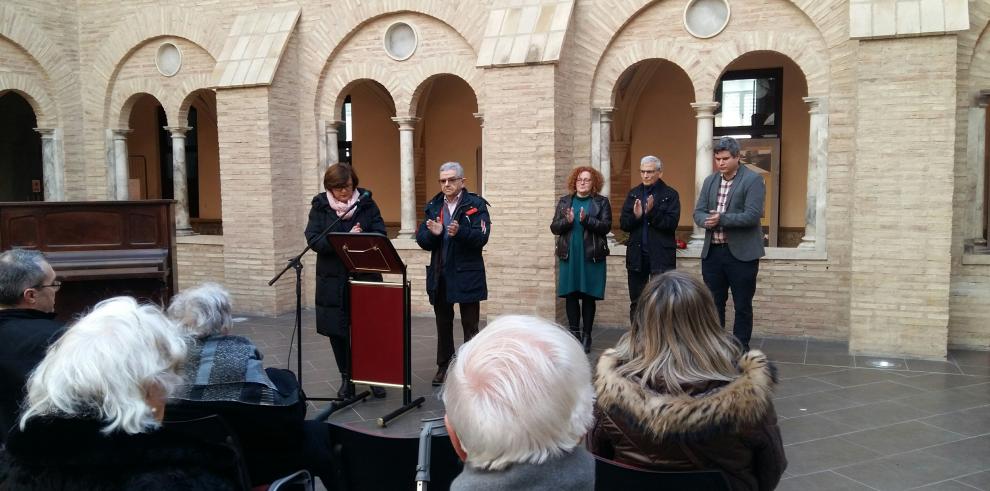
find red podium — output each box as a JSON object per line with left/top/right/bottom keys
{"left": 328, "top": 232, "right": 426, "bottom": 427}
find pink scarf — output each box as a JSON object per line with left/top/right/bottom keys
{"left": 326, "top": 190, "right": 359, "bottom": 220}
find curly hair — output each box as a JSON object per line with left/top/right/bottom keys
{"left": 565, "top": 166, "right": 604, "bottom": 195}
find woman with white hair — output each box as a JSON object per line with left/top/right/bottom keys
{"left": 442, "top": 315, "right": 595, "bottom": 490}
{"left": 0, "top": 297, "right": 243, "bottom": 490}
{"left": 590, "top": 271, "right": 786, "bottom": 491}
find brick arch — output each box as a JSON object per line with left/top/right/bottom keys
{"left": 96, "top": 7, "right": 223, "bottom": 126}
{"left": 320, "top": 65, "right": 405, "bottom": 124}
{"left": 706, "top": 34, "right": 828, "bottom": 98}
{"left": 969, "top": 21, "right": 990, "bottom": 95}
{"left": 592, "top": 42, "right": 704, "bottom": 108}
{"left": 0, "top": 73, "right": 57, "bottom": 128}
{"left": 111, "top": 83, "right": 172, "bottom": 129}
{"left": 0, "top": 5, "right": 68, "bottom": 125}
{"left": 173, "top": 76, "right": 218, "bottom": 126}
{"left": 406, "top": 64, "right": 484, "bottom": 118}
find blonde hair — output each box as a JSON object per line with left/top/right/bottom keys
{"left": 20, "top": 297, "right": 188, "bottom": 435}
{"left": 613, "top": 271, "right": 742, "bottom": 394}
{"left": 442, "top": 315, "right": 594, "bottom": 471}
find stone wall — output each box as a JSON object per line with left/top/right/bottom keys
{"left": 176, "top": 236, "right": 226, "bottom": 290}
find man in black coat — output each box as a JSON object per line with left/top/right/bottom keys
{"left": 0, "top": 249, "right": 64, "bottom": 443}
{"left": 416, "top": 161, "right": 491, "bottom": 386}
{"left": 619, "top": 155, "right": 681, "bottom": 323}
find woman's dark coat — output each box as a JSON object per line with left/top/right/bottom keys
{"left": 304, "top": 189, "right": 386, "bottom": 337}
{"left": 0, "top": 416, "right": 244, "bottom": 490}
{"left": 550, "top": 193, "right": 612, "bottom": 262}
{"left": 415, "top": 189, "right": 490, "bottom": 305}
{"left": 618, "top": 179, "right": 681, "bottom": 272}
{"left": 590, "top": 350, "right": 787, "bottom": 491}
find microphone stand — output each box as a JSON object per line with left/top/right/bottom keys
{"left": 269, "top": 192, "right": 371, "bottom": 409}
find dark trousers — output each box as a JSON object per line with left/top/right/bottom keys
{"left": 627, "top": 251, "right": 674, "bottom": 324}
{"left": 434, "top": 276, "right": 480, "bottom": 368}
{"left": 702, "top": 244, "right": 759, "bottom": 348}
{"left": 564, "top": 292, "right": 596, "bottom": 339}
{"left": 328, "top": 333, "right": 349, "bottom": 376}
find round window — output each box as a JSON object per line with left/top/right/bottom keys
{"left": 383, "top": 22, "right": 418, "bottom": 61}
{"left": 683, "top": 0, "right": 731, "bottom": 39}
{"left": 156, "top": 42, "right": 182, "bottom": 77}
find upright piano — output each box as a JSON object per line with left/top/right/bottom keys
{"left": 0, "top": 201, "right": 177, "bottom": 323}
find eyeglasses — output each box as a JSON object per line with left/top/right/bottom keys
{"left": 438, "top": 177, "right": 464, "bottom": 185}
{"left": 33, "top": 280, "right": 62, "bottom": 291}
{"left": 640, "top": 169, "right": 658, "bottom": 174}
{"left": 575, "top": 178, "right": 593, "bottom": 183}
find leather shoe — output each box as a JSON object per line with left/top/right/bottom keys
{"left": 432, "top": 366, "right": 447, "bottom": 387}
{"left": 337, "top": 381, "right": 355, "bottom": 399}
{"left": 371, "top": 386, "right": 387, "bottom": 398}
{"left": 582, "top": 334, "right": 592, "bottom": 354}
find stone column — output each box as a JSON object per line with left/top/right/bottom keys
{"left": 799, "top": 97, "right": 828, "bottom": 249}
{"left": 165, "top": 126, "right": 195, "bottom": 236}
{"left": 689, "top": 102, "right": 719, "bottom": 249}
{"left": 110, "top": 129, "right": 132, "bottom": 200}
{"left": 34, "top": 128, "right": 63, "bottom": 201}
{"left": 392, "top": 117, "right": 419, "bottom": 238}
{"left": 322, "top": 120, "right": 342, "bottom": 185}
{"left": 474, "top": 112, "right": 485, "bottom": 197}
{"left": 600, "top": 107, "right": 614, "bottom": 199}
{"left": 968, "top": 94, "right": 989, "bottom": 246}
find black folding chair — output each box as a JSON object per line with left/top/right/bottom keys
{"left": 594, "top": 455, "right": 732, "bottom": 491}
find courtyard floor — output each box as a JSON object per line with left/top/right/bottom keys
{"left": 230, "top": 310, "right": 990, "bottom": 491}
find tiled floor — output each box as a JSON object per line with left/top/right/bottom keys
{"left": 230, "top": 311, "right": 990, "bottom": 491}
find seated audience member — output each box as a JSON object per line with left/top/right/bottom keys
{"left": 590, "top": 271, "right": 786, "bottom": 491}
{"left": 442, "top": 315, "right": 595, "bottom": 490}
{"left": 0, "top": 249, "right": 65, "bottom": 444}
{"left": 0, "top": 297, "right": 244, "bottom": 489}
{"left": 166, "top": 282, "right": 331, "bottom": 486}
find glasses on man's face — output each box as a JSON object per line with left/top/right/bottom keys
{"left": 33, "top": 280, "right": 62, "bottom": 291}
{"left": 640, "top": 169, "right": 657, "bottom": 174}
{"left": 575, "top": 178, "right": 593, "bottom": 183}
{"left": 438, "top": 177, "right": 463, "bottom": 185}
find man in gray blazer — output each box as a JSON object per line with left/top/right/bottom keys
{"left": 693, "top": 137, "right": 765, "bottom": 350}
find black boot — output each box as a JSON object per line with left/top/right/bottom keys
{"left": 582, "top": 328, "right": 593, "bottom": 354}
{"left": 370, "top": 386, "right": 387, "bottom": 398}
{"left": 337, "top": 374, "right": 355, "bottom": 399}
{"left": 569, "top": 327, "right": 581, "bottom": 340}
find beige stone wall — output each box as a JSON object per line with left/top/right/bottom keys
{"left": 850, "top": 36, "right": 957, "bottom": 359}
{"left": 176, "top": 238, "right": 226, "bottom": 290}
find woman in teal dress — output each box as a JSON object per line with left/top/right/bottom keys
{"left": 550, "top": 166, "right": 612, "bottom": 353}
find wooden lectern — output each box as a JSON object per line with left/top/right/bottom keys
{"left": 328, "top": 232, "right": 425, "bottom": 427}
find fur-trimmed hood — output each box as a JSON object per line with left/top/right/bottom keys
{"left": 594, "top": 349, "right": 778, "bottom": 440}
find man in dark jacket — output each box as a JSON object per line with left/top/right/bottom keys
{"left": 0, "top": 249, "right": 64, "bottom": 444}
{"left": 416, "top": 161, "right": 491, "bottom": 386}
{"left": 619, "top": 155, "right": 681, "bottom": 323}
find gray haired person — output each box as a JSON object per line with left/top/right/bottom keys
{"left": 0, "top": 249, "right": 64, "bottom": 444}
{"left": 693, "top": 136, "right": 766, "bottom": 350}
{"left": 442, "top": 315, "right": 595, "bottom": 490}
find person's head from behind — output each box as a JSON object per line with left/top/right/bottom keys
{"left": 167, "top": 282, "right": 233, "bottom": 340}
{"left": 616, "top": 271, "right": 742, "bottom": 394}
{"left": 0, "top": 249, "right": 59, "bottom": 313}
{"left": 20, "top": 297, "right": 188, "bottom": 434}
{"left": 441, "top": 315, "right": 594, "bottom": 471}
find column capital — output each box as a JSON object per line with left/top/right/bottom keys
{"left": 33, "top": 127, "right": 56, "bottom": 137}
{"left": 690, "top": 101, "right": 720, "bottom": 118}
{"left": 802, "top": 96, "right": 828, "bottom": 114}
{"left": 325, "top": 119, "right": 344, "bottom": 130}
{"left": 111, "top": 128, "right": 132, "bottom": 139}
{"left": 599, "top": 107, "right": 615, "bottom": 122}
{"left": 976, "top": 89, "right": 990, "bottom": 108}
{"left": 163, "top": 126, "right": 193, "bottom": 137}
{"left": 391, "top": 117, "right": 419, "bottom": 130}
{"left": 473, "top": 112, "right": 484, "bottom": 127}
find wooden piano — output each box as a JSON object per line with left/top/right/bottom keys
{"left": 0, "top": 201, "right": 177, "bottom": 323}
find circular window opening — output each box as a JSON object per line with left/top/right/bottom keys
{"left": 156, "top": 42, "right": 182, "bottom": 77}
{"left": 683, "top": 0, "right": 731, "bottom": 39}
{"left": 383, "top": 22, "right": 418, "bottom": 61}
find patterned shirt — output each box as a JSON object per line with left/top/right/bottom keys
{"left": 712, "top": 175, "right": 735, "bottom": 244}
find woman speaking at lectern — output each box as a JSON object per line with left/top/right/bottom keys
{"left": 305, "top": 163, "right": 386, "bottom": 399}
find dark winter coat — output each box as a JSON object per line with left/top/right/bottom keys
{"left": 619, "top": 179, "right": 681, "bottom": 273}
{"left": 0, "top": 416, "right": 244, "bottom": 490}
{"left": 550, "top": 193, "right": 612, "bottom": 262}
{"left": 0, "top": 309, "right": 63, "bottom": 444}
{"left": 415, "top": 189, "right": 491, "bottom": 305}
{"left": 589, "top": 350, "right": 787, "bottom": 491}
{"left": 304, "top": 189, "right": 386, "bottom": 337}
